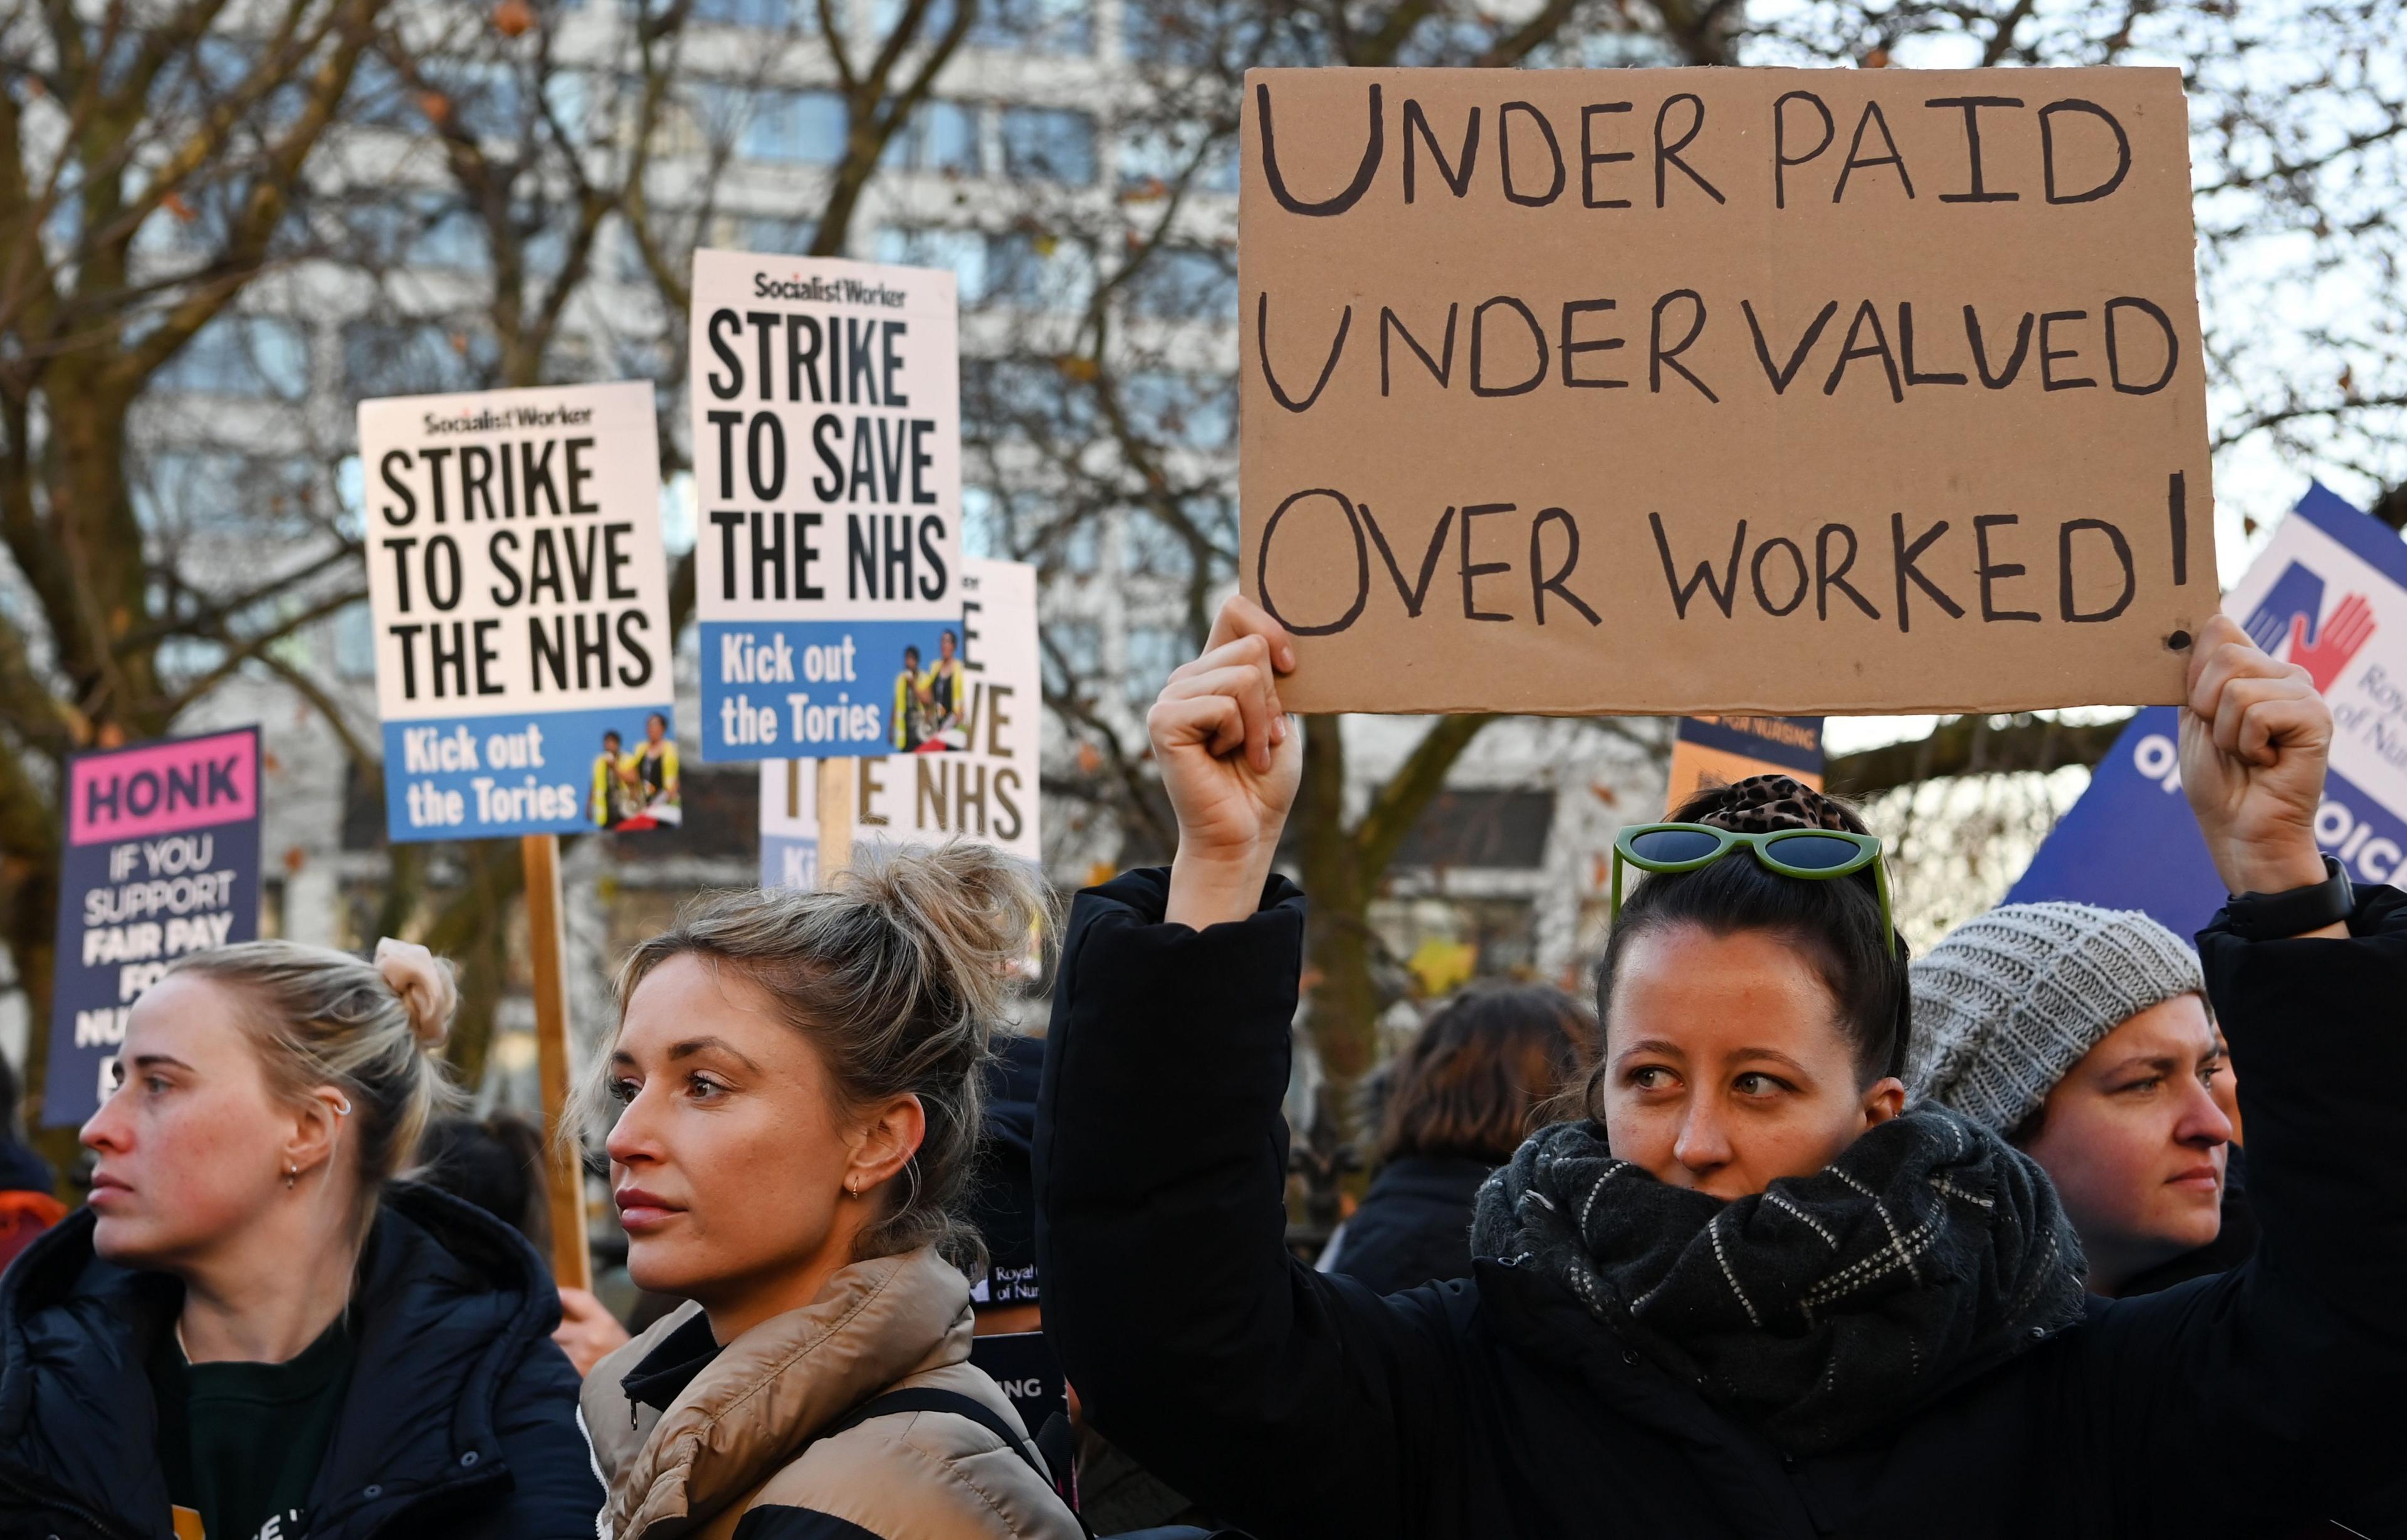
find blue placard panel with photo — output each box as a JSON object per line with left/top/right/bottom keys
{"left": 700, "top": 617, "right": 973, "bottom": 759}
{"left": 382, "top": 705, "right": 683, "bottom": 841}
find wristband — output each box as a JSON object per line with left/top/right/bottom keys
{"left": 2222, "top": 854, "right": 2353, "bottom": 941}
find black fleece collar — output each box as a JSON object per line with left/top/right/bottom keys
{"left": 620, "top": 1309, "right": 721, "bottom": 1413}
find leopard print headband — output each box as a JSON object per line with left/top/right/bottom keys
{"left": 1696, "top": 773, "right": 1856, "bottom": 834}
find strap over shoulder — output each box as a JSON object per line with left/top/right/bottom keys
{"left": 817, "top": 1388, "right": 1090, "bottom": 1536}
{"left": 821, "top": 1387, "right": 1041, "bottom": 1474}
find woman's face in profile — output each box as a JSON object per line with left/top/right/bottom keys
{"left": 1600, "top": 925, "right": 1901, "bottom": 1200}
{"left": 2020, "top": 993, "right": 2230, "bottom": 1294}
{"left": 604, "top": 955, "right": 856, "bottom": 1313}
{"left": 80, "top": 973, "right": 295, "bottom": 1268}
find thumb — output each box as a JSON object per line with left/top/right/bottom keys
{"left": 2286, "top": 611, "right": 2309, "bottom": 654}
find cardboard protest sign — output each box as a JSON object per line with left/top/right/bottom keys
{"left": 43, "top": 729, "right": 260, "bottom": 1126}
{"left": 691, "top": 250, "right": 965, "bottom": 761}
{"left": 2009, "top": 483, "right": 2406, "bottom": 935}
{"left": 761, "top": 560, "right": 1038, "bottom": 886}
{"left": 1239, "top": 67, "right": 2214, "bottom": 716}
{"left": 359, "top": 381, "right": 677, "bottom": 841}
{"left": 1666, "top": 716, "right": 1825, "bottom": 812}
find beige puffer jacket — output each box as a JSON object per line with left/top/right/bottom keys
{"left": 582, "top": 1245, "right": 1083, "bottom": 1540}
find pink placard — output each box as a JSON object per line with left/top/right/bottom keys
{"left": 66, "top": 729, "right": 259, "bottom": 846}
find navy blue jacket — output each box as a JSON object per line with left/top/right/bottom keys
{"left": 1323, "top": 1156, "right": 1494, "bottom": 1296}
{"left": 0, "top": 1182, "right": 602, "bottom": 1539}
{"left": 1036, "top": 871, "right": 2407, "bottom": 1540}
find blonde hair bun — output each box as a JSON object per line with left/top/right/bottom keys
{"left": 374, "top": 938, "right": 458, "bottom": 1050}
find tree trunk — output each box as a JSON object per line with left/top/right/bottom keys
{"left": 1825, "top": 714, "right": 2131, "bottom": 796}
{"left": 1295, "top": 714, "right": 1377, "bottom": 1100}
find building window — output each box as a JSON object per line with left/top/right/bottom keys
{"left": 962, "top": 484, "right": 1009, "bottom": 558}
{"left": 1118, "top": 118, "right": 1239, "bottom": 197}
{"left": 973, "top": 0, "right": 1093, "bottom": 53}
{"left": 1124, "top": 244, "right": 1234, "bottom": 321}
{"left": 133, "top": 452, "right": 320, "bottom": 533}
{"left": 1392, "top": 790, "right": 1558, "bottom": 869}
{"left": 412, "top": 201, "right": 490, "bottom": 271}
{"left": 343, "top": 56, "right": 523, "bottom": 139}
{"left": 872, "top": 0, "right": 1089, "bottom": 51}
{"left": 879, "top": 224, "right": 1092, "bottom": 312}
{"left": 333, "top": 600, "right": 379, "bottom": 679}
{"left": 692, "top": 0, "right": 794, "bottom": 25}
{"left": 1123, "top": 370, "right": 1234, "bottom": 450}
{"left": 737, "top": 216, "right": 817, "bottom": 255}
{"left": 347, "top": 193, "right": 488, "bottom": 273}
{"left": 1120, "top": 511, "right": 1195, "bottom": 581}
{"left": 344, "top": 50, "right": 417, "bottom": 130}
{"left": 1001, "top": 107, "right": 1096, "bottom": 185}
{"left": 1121, "top": 0, "right": 1287, "bottom": 67}
{"left": 985, "top": 229, "right": 1094, "bottom": 312}
{"left": 964, "top": 358, "right": 1093, "bottom": 441}
{"left": 883, "top": 99, "right": 983, "bottom": 175}
{"left": 742, "top": 90, "right": 847, "bottom": 164}
{"left": 430, "top": 62, "right": 526, "bottom": 140}
{"left": 1123, "top": 624, "right": 1186, "bottom": 706}
{"left": 1057, "top": 517, "right": 1102, "bottom": 575}
{"left": 148, "top": 315, "right": 312, "bottom": 401}
{"left": 1045, "top": 619, "right": 1101, "bottom": 694}
{"left": 877, "top": 225, "right": 990, "bottom": 301}
{"left": 1121, "top": 0, "right": 1215, "bottom": 65}
{"left": 341, "top": 320, "right": 498, "bottom": 399}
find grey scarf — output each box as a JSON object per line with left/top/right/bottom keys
{"left": 1471, "top": 1108, "right": 2085, "bottom": 1454}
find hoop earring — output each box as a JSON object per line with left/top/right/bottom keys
{"left": 331, "top": 1092, "right": 352, "bottom": 1117}
{"left": 843, "top": 1177, "right": 859, "bottom": 1200}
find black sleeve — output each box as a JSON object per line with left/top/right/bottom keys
{"left": 731, "top": 1508, "right": 882, "bottom": 1540}
{"left": 1032, "top": 871, "right": 1471, "bottom": 1540}
{"left": 481, "top": 1335, "right": 608, "bottom": 1538}
{"left": 2075, "top": 884, "right": 2407, "bottom": 1537}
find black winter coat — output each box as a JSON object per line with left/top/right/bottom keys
{"left": 1322, "top": 1156, "right": 1493, "bottom": 1296}
{"left": 1035, "top": 871, "right": 2407, "bottom": 1540}
{"left": 0, "top": 1182, "right": 603, "bottom": 1539}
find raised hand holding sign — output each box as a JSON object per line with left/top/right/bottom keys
{"left": 1153, "top": 596, "right": 1301, "bottom": 931}
{"left": 2180, "top": 613, "right": 2339, "bottom": 918}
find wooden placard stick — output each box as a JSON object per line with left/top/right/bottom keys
{"left": 522, "top": 832, "right": 592, "bottom": 1292}
{"left": 817, "top": 758, "right": 857, "bottom": 881}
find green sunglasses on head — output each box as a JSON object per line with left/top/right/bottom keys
{"left": 1610, "top": 823, "right": 1896, "bottom": 958}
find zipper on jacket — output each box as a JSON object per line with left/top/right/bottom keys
{"left": 0, "top": 1467, "right": 144, "bottom": 1540}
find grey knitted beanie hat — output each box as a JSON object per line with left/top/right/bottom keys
{"left": 1907, "top": 902, "right": 2203, "bottom": 1134}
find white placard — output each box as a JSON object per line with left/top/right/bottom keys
{"left": 691, "top": 249, "right": 964, "bottom": 761}
{"left": 359, "top": 380, "right": 676, "bottom": 840}
{"left": 761, "top": 560, "right": 1040, "bottom": 884}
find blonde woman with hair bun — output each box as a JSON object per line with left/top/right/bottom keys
{"left": 579, "top": 842, "right": 1082, "bottom": 1540}
{"left": 0, "top": 938, "right": 603, "bottom": 1540}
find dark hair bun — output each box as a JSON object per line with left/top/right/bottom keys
{"left": 1674, "top": 773, "right": 1867, "bottom": 836}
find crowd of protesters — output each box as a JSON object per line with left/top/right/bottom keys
{"left": 0, "top": 597, "right": 2397, "bottom": 1539}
